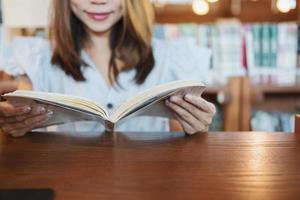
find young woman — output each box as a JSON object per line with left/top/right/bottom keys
{"left": 0, "top": 0, "right": 215, "bottom": 137}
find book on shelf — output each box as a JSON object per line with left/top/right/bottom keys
{"left": 261, "top": 24, "right": 271, "bottom": 67}
{"left": 251, "top": 24, "right": 261, "bottom": 68}
{"left": 297, "top": 23, "right": 300, "bottom": 68}
{"left": 252, "top": 111, "right": 295, "bottom": 132}
{"left": 270, "top": 24, "right": 278, "bottom": 68}
{"left": 2, "top": 80, "right": 205, "bottom": 131}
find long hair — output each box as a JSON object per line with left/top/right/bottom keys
{"left": 49, "top": 0, "right": 155, "bottom": 85}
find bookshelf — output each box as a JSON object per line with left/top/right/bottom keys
{"left": 254, "top": 85, "right": 300, "bottom": 95}
{"left": 239, "top": 76, "right": 300, "bottom": 131}
{"left": 222, "top": 77, "right": 242, "bottom": 131}
{"left": 203, "top": 77, "right": 241, "bottom": 131}
{"left": 155, "top": 1, "right": 299, "bottom": 132}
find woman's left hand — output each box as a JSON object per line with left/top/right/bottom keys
{"left": 166, "top": 94, "right": 216, "bottom": 135}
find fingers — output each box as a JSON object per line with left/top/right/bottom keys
{"left": 168, "top": 96, "right": 212, "bottom": 125}
{"left": 166, "top": 98, "right": 198, "bottom": 128}
{"left": 1, "top": 104, "right": 49, "bottom": 128}
{"left": 0, "top": 103, "right": 53, "bottom": 137}
{"left": 165, "top": 95, "right": 216, "bottom": 135}
{"left": 184, "top": 94, "right": 216, "bottom": 115}
{"left": 2, "top": 110, "right": 52, "bottom": 132}
{"left": 0, "top": 82, "right": 18, "bottom": 95}
{"left": 0, "top": 103, "right": 32, "bottom": 117}
{"left": 7, "top": 113, "right": 53, "bottom": 137}
{"left": 172, "top": 112, "right": 196, "bottom": 135}
{"left": 0, "top": 102, "right": 47, "bottom": 118}
{"left": 166, "top": 99, "right": 209, "bottom": 134}
{"left": 0, "top": 113, "right": 29, "bottom": 124}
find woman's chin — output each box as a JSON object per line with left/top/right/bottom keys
{"left": 86, "top": 25, "right": 112, "bottom": 36}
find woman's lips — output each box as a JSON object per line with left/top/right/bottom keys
{"left": 86, "top": 12, "right": 112, "bottom": 21}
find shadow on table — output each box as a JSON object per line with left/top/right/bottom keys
{"left": 1, "top": 131, "right": 201, "bottom": 148}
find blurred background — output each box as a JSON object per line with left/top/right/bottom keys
{"left": 0, "top": 0, "right": 299, "bottom": 132}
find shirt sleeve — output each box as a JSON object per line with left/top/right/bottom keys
{"left": 157, "top": 39, "right": 212, "bottom": 84}
{"left": 0, "top": 37, "right": 52, "bottom": 91}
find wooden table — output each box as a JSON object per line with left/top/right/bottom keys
{"left": 1, "top": 131, "right": 300, "bottom": 200}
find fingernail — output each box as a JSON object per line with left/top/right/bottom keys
{"left": 170, "top": 96, "right": 177, "bottom": 102}
{"left": 38, "top": 106, "right": 46, "bottom": 113}
{"left": 46, "top": 111, "right": 53, "bottom": 117}
{"left": 23, "top": 106, "right": 31, "bottom": 113}
{"left": 185, "top": 95, "right": 192, "bottom": 100}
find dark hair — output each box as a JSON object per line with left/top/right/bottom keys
{"left": 49, "top": 0, "right": 155, "bottom": 85}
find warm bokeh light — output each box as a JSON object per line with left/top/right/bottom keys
{"left": 192, "top": 0, "right": 210, "bottom": 15}
{"left": 276, "top": 0, "right": 291, "bottom": 13}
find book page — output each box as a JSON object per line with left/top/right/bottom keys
{"left": 3, "top": 90, "right": 109, "bottom": 120}
{"left": 111, "top": 80, "right": 205, "bottom": 122}
{"left": 116, "top": 85, "right": 206, "bottom": 127}
{"left": 13, "top": 98, "right": 106, "bottom": 128}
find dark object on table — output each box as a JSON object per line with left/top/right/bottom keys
{"left": 0, "top": 189, "right": 54, "bottom": 200}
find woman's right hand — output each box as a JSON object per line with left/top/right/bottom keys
{"left": 0, "top": 102, "right": 53, "bottom": 137}
{"left": 0, "top": 81, "right": 53, "bottom": 137}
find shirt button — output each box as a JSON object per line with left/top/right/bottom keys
{"left": 107, "top": 103, "right": 114, "bottom": 109}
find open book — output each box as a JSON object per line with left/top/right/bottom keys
{"left": 3, "top": 80, "right": 205, "bottom": 131}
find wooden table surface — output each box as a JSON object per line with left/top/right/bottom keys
{"left": 1, "top": 131, "right": 300, "bottom": 200}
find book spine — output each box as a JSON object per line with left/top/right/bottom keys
{"left": 276, "top": 23, "right": 298, "bottom": 85}
{"left": 261, "top": 24, "right": 271, "bottom": 68}
{"left": 270, "top": 24, "right": 278, "bottom": 68}
{"left": 245, "top": 24, "right": 256, "bottom": 80}
{"left": 252, "top": 24, "right": 262, "bottom": 68}
{"left": 297, "top": 23, "right": 300, "bottom": 74}
{"left": 105, "top": 121, "right": 115, "bottom": 132}
{"left": 269, "top": 24, "right": 278, "bottom": 84}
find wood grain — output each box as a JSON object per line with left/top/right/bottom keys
{"left": 239, "top": 80, "right": 300, "bottom": 131}
{"left": 295, "top": 115, "right": 300, "bottom": 134}
{"left": 223, "top": 77, "right": 241, "bottom": 131}
{"left": 240, "top": 76, "right": 251, "bottom": 131}
{"left": 1, "top": 131, "right": 300, "bottom": 200}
